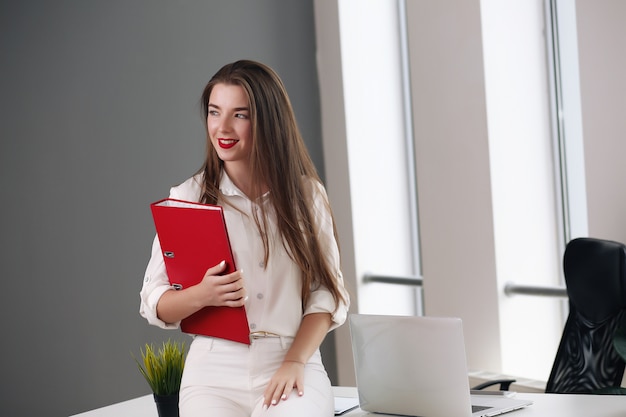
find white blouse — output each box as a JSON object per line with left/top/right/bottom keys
{"left": 139, "top": 171, "right": 349, "bottom": 337}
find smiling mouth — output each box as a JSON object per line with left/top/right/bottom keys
{"left": 218, "top": 138, "right": 239, "bottom": 149}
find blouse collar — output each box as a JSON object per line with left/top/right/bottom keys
{"left": 219, "top": 169, "right": 270, "bottom": 201}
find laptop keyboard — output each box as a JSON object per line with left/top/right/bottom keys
{"left": 472, "top": 405, "right": 493, "bottom": 413}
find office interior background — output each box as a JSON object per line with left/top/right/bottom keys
{"left": 0, "top": 1, "right": 624, "bottom": 416}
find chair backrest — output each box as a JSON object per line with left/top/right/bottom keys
{"left": 546, "top": 237, "right": 626, "bottom": 393}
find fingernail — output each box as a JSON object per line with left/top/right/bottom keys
{"left": 299, "top": 391, "right": 303, "bottom": 396}
{"left": 262, "top": 404, "right": 268, "bottom": 411}
{"left": 281, "top": 394, "right": 287, "bottom": 400}
{"left": 271, "top": 399, "right": 277, "bottom": 405}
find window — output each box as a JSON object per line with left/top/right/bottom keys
{"left": 315, "top": 0, "right": 586, "bottom": 385}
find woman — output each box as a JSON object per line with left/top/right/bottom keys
{"left": 140, "top": 60, "right": 349, "bottom": 417}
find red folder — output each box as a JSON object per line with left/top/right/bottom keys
{"left": 150, "top": 198, "right": 250, "bottom": 344}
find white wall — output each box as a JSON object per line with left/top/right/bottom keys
{"left": 404, "top": 0, "right": 503, "bottom": 375}
{"left": 576, "top": 0, "right": 626, "bottom": 244}
{"left": 313, "top": 0, "right": 359, "bottom": 386}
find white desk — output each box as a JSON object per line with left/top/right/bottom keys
{"left": 72, "top": 386, "right": 626, "bottom": 416}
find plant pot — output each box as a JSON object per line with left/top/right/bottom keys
{"left": 153, "top": 393, "right": 179, "bottom": 417}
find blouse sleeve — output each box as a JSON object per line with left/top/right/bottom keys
{"left": 139, "top": 175, "right": 203, "bottom": 329}
{"left": 302, "top": 180, "right": 350, "bottom": 331}
{"left": 139, "top": 234, "right": 180, "bottom": 329}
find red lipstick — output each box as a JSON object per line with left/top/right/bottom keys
{"left": 218, "top": 138, "right": 238, "bottom": 149}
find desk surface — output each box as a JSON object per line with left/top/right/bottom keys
{"left": 72, "top": 386, "right": 626, "bottom": 417}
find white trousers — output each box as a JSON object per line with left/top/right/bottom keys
{"left": 179, "top": 335, "right": 334, "bottom": 417}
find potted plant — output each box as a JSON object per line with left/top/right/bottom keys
{"left": 134, "top": 339, "right": 187, "bottom": 417}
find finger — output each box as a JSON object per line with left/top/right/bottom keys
{"left": 214, "top": 269, "right": 244, "bottom": 286}
{"left": 217, "top": 277, "right": 244, "bottom": 296}
{"left": 269, "top": 381, "right": 288, "bottom": 407}
{"left": 278, "top": 377, "right": 298, "bottom": 402}
{"left": 224, "top": 289, "right": 247, "bottom": 306}
{"left": 280, "top": 386, "right": 292, "bottom": 401}
{"left": 263, "top": 384, "right": 279, "bottom": 409}
{"left": 294, "top": 374, "right": 304, "bottom": 397}
{"left": 271, "top": 388, "right": 285, "bottom": 406}
{"left": 232, "top": 286, "right": 247, "bottom": 301}
{"left": 206, "top": 260, "right": 227, "bottom": 276}
{"left": 225, "top": 277, "right": 245, "bottom": 292}
{"left": 207, "top": 272, "right": 243, "bottom": 296}
{"left": 224, "top": 299, "right": 245, "bottom": 308}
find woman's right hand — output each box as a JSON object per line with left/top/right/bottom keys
{"left": 156, "top": 260, "right": 246, "bottom": 324}
{"left": 196, "top": 260, "right": 247, "bottom": 308}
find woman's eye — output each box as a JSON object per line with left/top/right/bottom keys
{"left": 235, "top": 113, "right": 249, "bottom": 119}
{"left": 208, "top": 110, "right": 219, "bottom": 116}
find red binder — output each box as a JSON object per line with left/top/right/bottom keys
{"left": 150, "top": 198, "right": 250, "bottom": 344}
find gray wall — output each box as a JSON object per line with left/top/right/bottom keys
{"left": 0, "top": 1, "right": 332, "bottom": 416}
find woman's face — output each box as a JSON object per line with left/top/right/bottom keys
{"left": 207, "top": 83, "right": 253, "bottom": 166}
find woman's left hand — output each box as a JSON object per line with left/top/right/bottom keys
{"left": 262, "top": 360, "right": 305, "bottom": 409}
{"left": 261, "top": 313, "right": 331, "bottom": 409}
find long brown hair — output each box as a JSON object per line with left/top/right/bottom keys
{"left": 198, "top": 60, "right": 346, "bottom": 311}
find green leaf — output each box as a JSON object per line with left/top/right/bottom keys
{"left": 132, "top": 339, "right": 187, "bottom": 396}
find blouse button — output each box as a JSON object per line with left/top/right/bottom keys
{"left": 257, "top": 293, "right": 264, "bottom": 300}
{"left": 259, "top": 261, "right": 265, "bottom": 268}
{"left": 250, "top": 323, "right": 257, "bottom": 330}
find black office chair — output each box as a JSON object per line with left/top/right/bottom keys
{"left": 474, "top": 237, "right": 626, "bottom": 394}
{"left": 545, "top": 237, "right": 626, "bottom": 393}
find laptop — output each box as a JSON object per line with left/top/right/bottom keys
{"left": 349, "top": 314, "right": 532, "bottom": 417}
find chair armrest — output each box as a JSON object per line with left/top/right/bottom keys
{"left": 471, "top": 379, "right": 516, "bottom": 391}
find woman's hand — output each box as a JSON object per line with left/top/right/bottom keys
{"left": 156, "top": 260, "right": 246, "bottom": 324}
{"left": 260, "top": 313, "right": 332, "bottom": 409}
{"left": 262, "top": 360, "right": 305, "bottom": 409}
{"left": 196, "top": 260, "right": 247, "bottom": 308}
